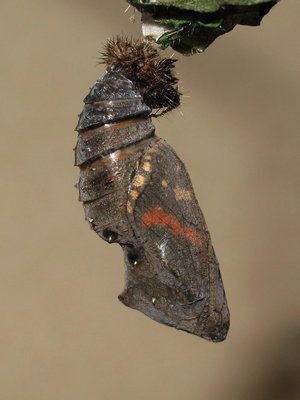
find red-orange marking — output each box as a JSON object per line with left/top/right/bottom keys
{"left": 142, "top": 208, "right": 203, "bottom": 247}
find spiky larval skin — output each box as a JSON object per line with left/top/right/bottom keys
{"left": 100, "top": 37, "right": 180, "bottom": 116}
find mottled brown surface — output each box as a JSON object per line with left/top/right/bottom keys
{"left": 1, "top": 0, "right": 300, "bottom": 399}
{"left": 75, "top": 64, "right": 229, "bottom": 342}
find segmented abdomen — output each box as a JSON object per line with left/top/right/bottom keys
{"left": 75, "top": 69, "right": 156, "bottom": 244}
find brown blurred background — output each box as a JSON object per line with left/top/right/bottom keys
{"left": 1, "top": 0, "right": 299, "bottom": 399}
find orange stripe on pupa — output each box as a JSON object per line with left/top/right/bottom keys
{"left": 142, "top": 208, "right": 203, "bottom": 247}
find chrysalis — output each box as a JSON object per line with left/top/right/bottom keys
{"left": 75, "top": 37, "right": 229, "bottom": 342}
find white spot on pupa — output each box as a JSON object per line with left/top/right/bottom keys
{"left": 110, "top": 152, "right": 118, "bottom": 162}
{"left": 152, "top": 297, "right": 156, "bottom": 304}
{"left": 158, "top": 242, "right": 167, "bottom": 260}
{"left": 88, "top": 218, "right": 94, "bottom": 223}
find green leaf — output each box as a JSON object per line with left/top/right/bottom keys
{"left": 127, "top": 0, "right": 280, "bottom": 55}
